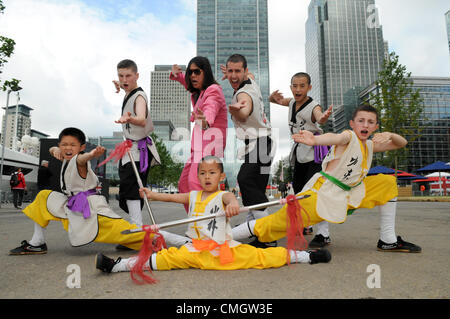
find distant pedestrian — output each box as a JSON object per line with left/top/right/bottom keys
{"left": 11, "top": 168, "right": 26, "bottom": 209}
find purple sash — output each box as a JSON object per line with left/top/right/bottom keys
{"left": 137, "top": 136, "right": 153, "bottom": 173}
{"left": 313, "top": 132, "right": 329, "bottom": 164}
{"left": 67, "top": 189, "right": 97, "bottom": 219}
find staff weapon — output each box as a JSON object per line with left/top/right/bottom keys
{"left": 122, "top": 137, "right": 157, "bottom": 225}
{"left": 121, "top": 194, "right": 310, "bottom": 235}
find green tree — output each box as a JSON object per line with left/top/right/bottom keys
{"left": 369, "top": 51, "right": 424, "bottom": 172}
{"left": 272, "top": 156, "right": 292, "bottom": 185}
{"left": 147, "top": 133, "right": 183, "bottom": 190}
{"left": 0, "top": 1, "right": 21, "bottom": 91}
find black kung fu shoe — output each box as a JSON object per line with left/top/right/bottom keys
{"left": 9, "top": 240, "right": 48, "bottom": 255}
{"left": 96, "top": 253, "right": 122, "bottom": 273}
{"left": 377, "top": 236, "right": 422, "bottom": 253}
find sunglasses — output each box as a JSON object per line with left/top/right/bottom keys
{"left": 188, "top": 68, "right": 202, "bottom": 76}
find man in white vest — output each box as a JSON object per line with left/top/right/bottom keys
{"left": 225, "top": 54, "right": 275, "bottom": 248}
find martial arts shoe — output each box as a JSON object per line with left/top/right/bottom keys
{"left": 303, "top": 227, "right": 313, "bottom": 235}
{"left": 309, "top": 234, "right": 331, "bottom": 248}
{"left": 377, "top": 236, "right": 422, "bottom": 253}
{"left": 248, "top": 237, "right": 277, "bottom": 248}
{"left": 308, "top": 249, "right": 332, "bottom": 264}
{"left": 115, "top": 244, "right": 133, "bottom": 251}
{"left": 96, "top": 253, "right": 122, "bottom": 273}
{"left": 9, "top": 240, "right": 47, "bottom": 255}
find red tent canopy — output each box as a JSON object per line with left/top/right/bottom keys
{"left": 412, "top": 177, "right": 449, "bottom": 183}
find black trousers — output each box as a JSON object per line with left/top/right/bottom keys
{"left": 293, "top": 160, "right": 322, "bottom": 194}
{"left": 238, "top": 136, "right": 272, "bottom": 207}
{"left": 12, "top": 189, "right": 24, "bottom": 208}
{"left": 118, "top": 160, "right": 151, "bottom": 214}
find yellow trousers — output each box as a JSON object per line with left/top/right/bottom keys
{"left": 255, "top": 174, "right": 398, "bottom": 243}
{"left": 155, "top": 244, "right": 288, "bottom": 270}
{"left": 23, "top": 190, "right": 145, "bottom": 250}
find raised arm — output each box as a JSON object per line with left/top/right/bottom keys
{"left": 114, "top": 95, "right": 147, "bottom": 127}
{"left": 169, "top": 64, "right": 188, "bottom": 90}
{"left": 372, "top": 132, "right": 407, "bottom": 153}
{"left": 194, "top": 85, "right": 225, "bottom": 129}
{"left": 292, "top": 130, "right": 351, "bottom": 146}
{"left": 312, "top": 104, "right": 333, "bottom": 125}
{"left": 269, "top": 90, "right": 291, "bottom": 107}
{"left": 228, "top": 92, "right": 253, "bottom": 122}
{"left": 222, "top": 192, "right": 240, "bottom": 218}
{"left": 139, "top": 187, "right": 190, "bottom": 205}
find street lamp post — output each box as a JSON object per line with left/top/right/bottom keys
{"left": 0, "top": 86, "right": 23, "bottom": 206}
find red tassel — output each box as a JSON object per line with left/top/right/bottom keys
{"left": 285, "top": 194, "right": 309, "bottom": 265}
{"left": 97, "top": 140, "right": 133, "bottom": 168}
{"left": 130, "top": 226, "right": 167, "bottom": 285}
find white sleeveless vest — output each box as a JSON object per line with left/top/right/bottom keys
{"left": 288, "top": 98, "right": 323, "bottom": 164}
{"left": 46, "top": 154, "right": 121, "bottom": 246}
{"left": 184, "top": 191, "right": 240, "bottom": 255}
{"left": 231, "top": 79, "right": 271, "bottom": 159}
{"left": 302, "top": 130, "right": 373, "bottom": 223}
{"left": 121, "top": 88, "right": 160, "bottom": 167}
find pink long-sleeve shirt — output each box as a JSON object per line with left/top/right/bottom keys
{"left": 170, "top": 72, "right": 228, "bottom": 160}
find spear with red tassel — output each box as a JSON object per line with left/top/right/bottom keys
{"left": 97, "top": 137, "right": 157, "bottom": 225}
{"left": 97, "top": 137, "right": 166, "bottom": 284}
{"left": 122, "top": 193, "right": 311, "bottom": 284}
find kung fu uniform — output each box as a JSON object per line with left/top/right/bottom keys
{"left": 253, "top": 130, "right": 398, "bottom": 243}
{"left": 119, "top": 87, "right": 160, "bottom": 213}
{"left": 288, "top": 97, "right": 324, "bottom": 194}
{"left": 152, "top": 191, "right": 288, "bottom": 270}
{"left": 23, "top": 155, "right": 145, "bottom": 250}
{"left": 231, "top": 79, "right": 273, "bottom": 208}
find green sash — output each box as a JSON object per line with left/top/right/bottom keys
{"left": 319, "top": 171, "right": 362, "bottom": 216}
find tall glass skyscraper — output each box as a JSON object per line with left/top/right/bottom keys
{"left": 197, "top": 0, "right": 270, "bottom": 117}
{"left": 305, "top": 0, "right": 385, "bottom": 132}
{"left": 197, "top": 0, "right": 270, "bottom": 188}
{"left": 446, "top": 10, "right": 450, "bottom": 54}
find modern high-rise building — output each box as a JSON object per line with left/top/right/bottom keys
{"left": 197, "top": 0, "right": 270, "bottom": 188}
{"left": 197, "top": 0, "right": 270, "bottom": 117}
{"left": 305, "top": 0, "right": 385, "bottom": 132}
{"left": 360, "top": 76, "right": 450, "bottom": 172}
{"left": 149, "top": 65, "right": 191, "bottom": 138}
{"left": 446, "top": 10, "right": 450, "bottom": 54}
{"left": 1, "top": 104, "right": 33, "bottom": 150}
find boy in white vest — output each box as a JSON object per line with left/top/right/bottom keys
{"left": 232, "top": 105, "right": 421, "bottom": 253}
{"left": 113, "top": 59, "right": 160, "bottom": 230}
{"left": 96, "top": 156, "right": 331, "bottom": 274}
{"left": 269, "top": 72, "right": 332, "bottom": 239}
{"left": 9, "top": 127, "right": 184, "bottom": 255}
{"left": 225, "top": 54, "right": 275, "bottom": 248}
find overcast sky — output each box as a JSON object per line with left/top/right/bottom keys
{"left": 0, "top": 0, "right": 449, "bottom": 164}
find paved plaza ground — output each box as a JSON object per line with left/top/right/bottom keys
{"left": 0, "top": 197, "right": 448, "bottom": 302}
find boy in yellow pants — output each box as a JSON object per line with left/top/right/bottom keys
{"left": 232, "top": 104, "right": 421, "bottom": 253}
{"left": 96, "top": 156, "right": 331, "bottom": 274}
{"left": 9, "top": 127, "right": 185, "bottom": 255}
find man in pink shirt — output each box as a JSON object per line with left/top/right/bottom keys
{"left": 170, "top": 56, "right": 228, "bottom": 212}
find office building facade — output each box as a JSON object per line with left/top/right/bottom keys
{"left": 305, "top": 0, "right": 385, "bottom": 132}
{"left": 1, "top": 104, "right": 33, "bottom": 150}
{"left": 197, "top": 0, "right": 270, "bottom": 116}
{"left": 360, "top": 76, "right": 450, "bottom": 172}
{"left": 150, "top": 65, "right": 191, "bottom": 138}
{"left": 197, "top": 0, "right": 270, "bottom": 188}
{"left": 446, "top": 10, "right": 450, "bottom": 54}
